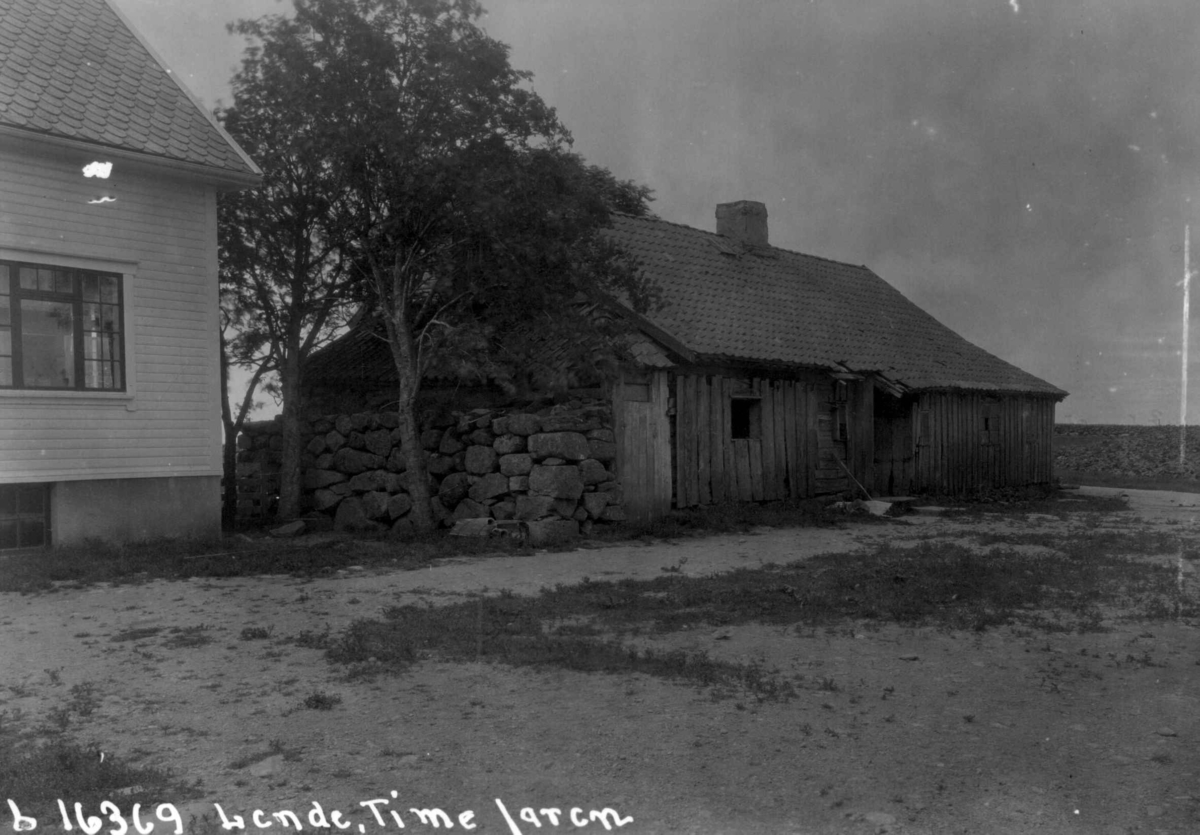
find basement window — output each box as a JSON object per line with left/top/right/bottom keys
{"left": 0, "top": 483, "right": 49, "bottom": 550}
{"left": 730, "top": 397, "right": 761, "bottom": 439}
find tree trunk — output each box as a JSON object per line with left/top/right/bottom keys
{"left": 276, "top": 344, "right": 304, "bottom": 520}
{"left": 384, "top": 307, "right": 435, "bottom": 532}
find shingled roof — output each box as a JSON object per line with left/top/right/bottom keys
{"left": 0, "top": 0, "right": 259, "bottom": 181}
{"left": 607, "top": 212, "right": 1066, "bottom": 397}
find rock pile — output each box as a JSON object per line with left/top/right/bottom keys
{"left": 238, "top": 398, "right": 625, "bottom": 535}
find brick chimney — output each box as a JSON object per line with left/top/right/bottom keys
{"left": 715, "top": 200, "right": 768, "bottom": 247}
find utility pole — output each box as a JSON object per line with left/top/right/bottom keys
{"left": 1183, "top": 225, "right": 1193, "bottom": 466}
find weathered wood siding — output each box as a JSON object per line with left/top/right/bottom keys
{"left": 911, "top": 392, "right": 1056, "bottom": 493}
{"left": 613, "top": 369, "right": 672, "bottom": 521}
{"left": 671, "top": 371, "right": 870, "bottom": 506}
{"left": 0, "top": 143, "right": 222, "bottom": 483}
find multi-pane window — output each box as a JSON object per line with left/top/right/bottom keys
{"left": 0, "top": 261, "right": 124, "bottom": 390}
{"left": 0, "top": 484, "right": 49, "bottom": 549}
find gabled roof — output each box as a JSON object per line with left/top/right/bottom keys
{"left": 607, "top": 213, "right": 1066, "bottom": 397}
{"left": 0, "top": 0, "right": 259, "bottom": 182}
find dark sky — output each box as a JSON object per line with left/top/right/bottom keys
{"left": 116, "top": 0, "right": 1200, "bottom": 424}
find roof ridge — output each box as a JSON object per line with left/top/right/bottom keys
{"left": 610, "top": 210, "right": 870, "bottom": 272}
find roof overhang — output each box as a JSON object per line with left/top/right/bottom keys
{"left": 0, "top": 125, "right": 262, "bottom": 191}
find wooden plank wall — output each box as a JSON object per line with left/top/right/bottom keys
{"left": 672, "top": 373, "right": 853, "bottom": 506}
{"left": 912, "top": 392, "right": 1057, "bottom": 494}
{"left": 614, "top": 370, "right": 673, "bottom": 521}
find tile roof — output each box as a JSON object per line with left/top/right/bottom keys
{"left": 0, "top": 0, "right": 258, "bottom": 179}
{"left": 606, "top": 213, "right": 1066, "bottom": 397}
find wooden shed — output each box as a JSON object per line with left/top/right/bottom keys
{"left": 603, "top": 202, "right": 1067, "bottom": 520}
{"left": 303, "top": 201, "right": 1067, "bottom": 524}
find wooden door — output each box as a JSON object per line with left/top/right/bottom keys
{"left": 613, "top": 369, "right": 672, "bottom": 522}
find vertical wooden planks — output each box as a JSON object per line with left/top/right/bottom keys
{"left": 805, "top": 383, "right": 819, "bottom": 497}
{"left": 781, "top": 381, "right": 798, "bottom": 497}
{"left": 774, "top": 383, "right": 789, "bottom": 496}
{"left": 697, "top": 377, "right": 711, "bottom": 504}
{"left": 722, "top": 376, "right": 737, "bottom": 501}
{"left": 675, "top": 375, "right": 692, "bottom": 508}
{"left": 653, "top": 371, "right": 673, "bottom": 516}
{"left": 709, "top": 375, "right": 726, "bottom": 504}
{"left": 760, "top": 379, "right": 777, "bottom": 500}
{"left": 748, "top": 439, "right": 764, "bottom": 501}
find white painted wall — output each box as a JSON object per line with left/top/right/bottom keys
{"left": 0, "top": 140, "right": 222, "bottom": 484}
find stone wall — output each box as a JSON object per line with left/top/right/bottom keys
{"left": 236, "top": 397, "right": 625, "bottom": 535}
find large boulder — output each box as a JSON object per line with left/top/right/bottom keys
{"left": 493, "top": 434, "right": 525, "bottom": 455}
{"left": 361, "top": 491, "right": 391, "bottom": 520}
{"left": 586, "top": 428, "right": 615, "bottom": 442}
{"left": 491, "top": 501, "right": 516, "bottom": 521}
{"left": 588, "top": 439, "right": 617, "bottom": 463}
{"left": 502, "top": 413, "right": 542, "bottom": 436}
{"left": 515, "top": 495, "right": 556, "bottom": 521}
{"left": 427, "top": 454, "right": 457, "bottom": 476}
{"left": 468, "top": 473, "right": 509, "bottom": 503}
{"left": 438, "top": 429, "right": 465, "bottom": 455}
{"left": 467, "top": 428, "right": 495, "bottom": 447}
{"left": 387, "top": 493, "right": 413, "bottom": 519}
{"left": 420, "top": 429, "right": 443, "bottom": 450}
{"left": 333, "top": 497, "right": 386, "bottom": 532}
{"left": 578, "top": 458, "right": 609, "bottom": 486}
{"left": 581, "top": 491, "right": 612, "bottom": 519}
{"left": 312, "top": 488, "right": 343, "bottom": 512}
{"left": 386, "top": 448, "right": 407, "bottom": 473}
{"left": 540, "top": 414, "right": 601, "bottom": 433}
{"left": 464, "top": 445, "right": 498, "bottom": 474}
{"left": 529, "top": 465, "right": 584, "bottom": 501}
{"left": 324, "top": 430, "right": 346, "bottom": 453}
{"left": 452, "top": 498, "right": 490, "bottom": 521}
{"left": 306, "top": 436, "right": 327, "bottom": 456}
{"left": 528, "top": 432, "right": 590, "bottom": 462}
{"left": 508, "top": 475, "right": 530, "bottom": 492}
{"left": 332, "top": 447, "right": 385, "bottom": 475}
{"left": 334, "top": 415, "right": 353, "bottom": 436}
{"left": 438, "top": 472, "right": 473, "bottom": 506}
{"left": 376, "top": 411, "right": 400, "bottom": 429}
{"left": 303, "top": 469, "right": 346, "bottom": 490}
{"left": 347, "top": 469, "right": 391, "bottom": 493}
{"left": 364, "top": 429, "right": 393, "bottom": 458}
{"left": 499, "top": 453, "right": 533, "bottom": 477}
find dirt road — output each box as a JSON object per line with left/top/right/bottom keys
{"left": 3, "top": 495, "right": 1199, "bottom": 835}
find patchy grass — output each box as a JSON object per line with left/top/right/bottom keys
{"left": 0, "top": 531, "right": 534, "bottom": 594}
{"left": 327, "top": 534, "right": 1189, "bottom": 701}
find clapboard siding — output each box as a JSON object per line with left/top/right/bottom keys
{"left": 0, "top": 144, "right": 222, "bottom": 483}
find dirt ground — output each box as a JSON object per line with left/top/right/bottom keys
{"left": 4, "top": 487, "right": 1200, "bottom": 835}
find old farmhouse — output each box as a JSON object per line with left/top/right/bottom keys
{"left": 299, "top": 200, "right": 1065, "bottom": 524}
{"left": 0, "top": 0, "right": 260, "bottom": 547}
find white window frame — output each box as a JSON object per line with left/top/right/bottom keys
{"left": 0, "top": 247, "right": 137, "bottom": 410}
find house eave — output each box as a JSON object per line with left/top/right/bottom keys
{"left": 0, "top": 125, "right": 262, "bottom": 191}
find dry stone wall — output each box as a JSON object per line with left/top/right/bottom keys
{"left": 237, "top": 398, "right": 625, "bottom": 536}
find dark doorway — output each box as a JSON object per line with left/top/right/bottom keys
{"left": 873, "top": 394, "right": 916, "bottom": 496}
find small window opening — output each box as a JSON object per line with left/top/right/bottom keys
{"left": 0, "top": 483, "right": 49, "bottom": 549}
{"left": 731, "top": 397, "right": 761, "bottom": 439}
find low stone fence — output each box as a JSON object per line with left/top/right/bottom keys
{"left": 237, "top": 397, "right": 625, "bottom": 536}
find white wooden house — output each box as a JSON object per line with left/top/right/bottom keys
{"left": 0, "top": 0, "right": 260, "bottom": 547}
